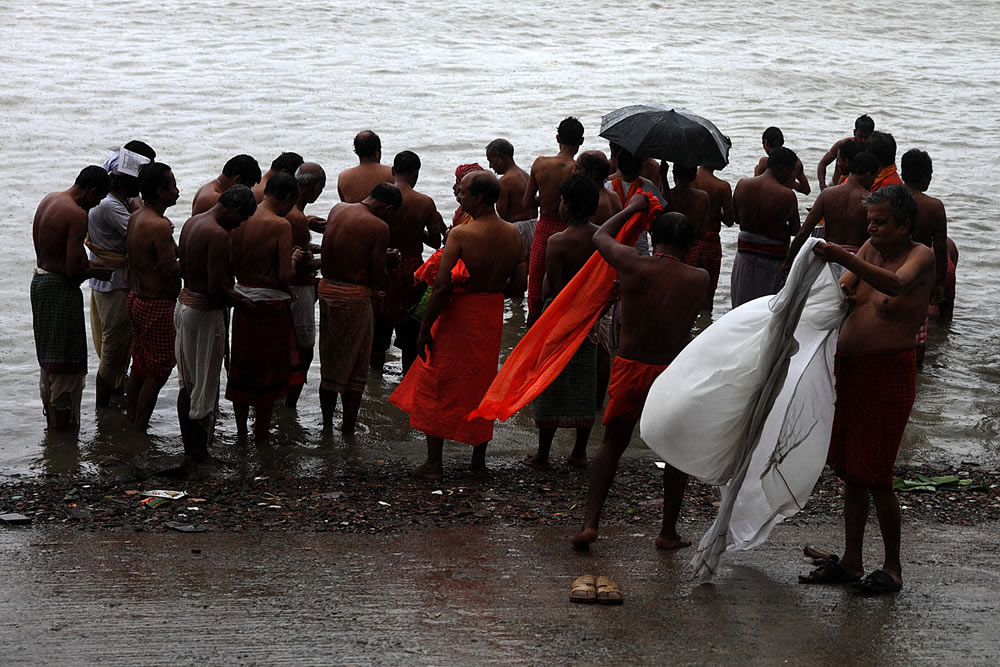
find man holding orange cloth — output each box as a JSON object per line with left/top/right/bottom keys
{"left": 390, "top": 171, "right": 527, "bottom": 480}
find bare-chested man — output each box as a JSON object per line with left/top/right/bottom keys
{"left": 731, "top": 147, "right": 801, "bottom": 307}
{"left": 391, "top": 171, "right": 527, "bottom": 479}
{"left": 574, "top": 150, "right": 622, "bottom": 224}
{"left": 126, "top": 163, "right": 181, "bottom": 430}
{"left": 754, "top": 127, "right": 810, "bottom": 195}
{"left": 523, "top": 117, "right": 584, "bottom": 324}
{"left": 280, "top": 162, "right": 327, "bottom": 408}
{"left": 867, "top": 131, "right": 903, "bottom": 191}
{"left": 694, "top": 162, "right": 735, "bottom": 305}
{"left": 88, "top": 140, "right": 156, "bottom": 407}
{"left": 609, "top": 143, "right": 662, "bottom": 192}
{"left": 371, "top": 151, "right": 442, "bottom": 373}
{"left": 319, "top": 183, "right": 400, "bottom": 434}
{"left": 667, "top": 164, "right": 715, "bottom": 309}
{"left": 252, "top": 152, "right": 304, "bottom": 204}
{"left": 571, "top": 194, "right": 709, "bottom": 550}
{"left": 31, "top": 166, "right": 111, "bottom": 430}
{"left": 902, "top": 148, "right": 951, "bottom": 363}
{"left": 786, "top": 151, "right": 880, "bottom": 270}
{"left": 175, "top": 186, "right": 258, "bottom": 469}
{"left": 486, "top": 138, "right": 535, "bottom": 222}
{"left": 526, "top": 174, "right": 601, "bottom": 471}
{"left": 817, "top": 114, "right": 875, "bottom": 190}
{"left": 191, "top": 154, "right": 261, "bottom": 215}
{"left": 337, "top": 131, "right": 394, "bottom": 203}
{"left": 801, "top": 185, "right": 934, "bottom": 595}
{"left": 226, "top": 173, "right": 302, "bottom": 440}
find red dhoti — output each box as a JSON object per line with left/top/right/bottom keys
{"left": 827, "top": 349, "right": 917, "bottom": 489}
{"left": 128, "top": 292, "right": 176, "bottom": 382}
{"left": 602, "top": 356, "right": 669, "bottom": 425}
{"left": 390, "top": 289, "right": 504, "bottom": 445}
{"left": 527, "top": 214, "right": 566, "bottom": 321}
{"left": 225, "top": 299, "right": 294, "bottom": 405}
{"left": 684, "top": 231, "right": 723, "bottom": 292}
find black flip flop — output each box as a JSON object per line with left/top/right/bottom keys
{"left": 798, "top": 558, "right": 861, "bottom": 584}
{"left": 852, "top": 569, "right": 902, "bottom": 595}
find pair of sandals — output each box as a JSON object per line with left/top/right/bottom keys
{"left": 570, "top": 574, "right": 623, "bottom": 605}
{"left": 798, "top": 545, "right": 902, "bottom": 595}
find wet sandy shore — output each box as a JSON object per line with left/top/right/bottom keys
{"left": 2, "top": 520, "right": 998, "bottom": 665}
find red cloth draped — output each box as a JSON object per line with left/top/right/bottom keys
{"left": 602, "top": 356, "right": 669, "bottom": 424}
{"left": 389, "top": 289, "right": 504, "bottom": 445}
{"left": 871, "top": 165, "right": 903, "bottom": 191}
{"left": 128, "top": 293, "right": 176, "bottom": 381}
{"left": 413, "top": 249, "right": 469, "bottom": 286}
{"left": 526, "top": 214, "right": 567, "bottom": 321}
{"left": 225, "top": 301, "right": 294, "bottom": 405}
{"left": 827, "top": 349, "right": 917, "bottom": 489}
{"left": 470, "top": 194, "right": 664, "bottom": 422}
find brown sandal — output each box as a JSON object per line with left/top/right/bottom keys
{"left": 570, "top": 574, "right": 598, "bottom": 603}
{"left": 596, "top": 575, "right": 624, "bottom": 605}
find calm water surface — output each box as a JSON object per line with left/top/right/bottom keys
{"left": 1, "top": 0, "right": 998, "bottom": 477}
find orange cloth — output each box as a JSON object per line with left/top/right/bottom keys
{"left": 602, "top": 356, "right": 669, "bottom": 424}
{"left": 871, "top": 165, "right": 903, "bottom": 191}
{"left": 470, "top": 193, "right": 664, "bottom": 422}
{"left": 389, "top": 289, "right": 504, "bottom": 445}
{"left": 413, "top": 249, "right": 469, "bottom": 286}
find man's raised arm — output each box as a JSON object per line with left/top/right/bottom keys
{"left": 593, "top": 192, "right": 647, "bottom": 272}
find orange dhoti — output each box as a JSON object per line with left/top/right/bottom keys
{"left": 390, "top": 289, "right": 504, "bottom": 445}
{"left": 602, "top": 356, "right": 669, "bottom": 425}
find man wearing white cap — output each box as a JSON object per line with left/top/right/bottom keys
{"left": 87, "top": 140, "right": 155, "bottom": 406}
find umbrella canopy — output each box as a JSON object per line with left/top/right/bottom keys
{"left": 599, "top": 104, "right": 732, "bottom": 167}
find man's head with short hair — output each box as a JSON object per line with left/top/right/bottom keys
{"left": 295, "top": 162, "right": 327, "bottom": 204}
{"left": 485, "top": 138, "right": 515, "bottom": 174}
{"left": 673, "top": 164, "right": 697, "bottom": 184}
{"left": 264, "top": 171, "right": 299, "bottom": 202}
{"left": 866, "top": 131, "right": 896, "bottom": 168}
{"left": 270, "top": 152, "right": 304, "bottom": 175}
{"left": 766, "top": 146, "right": 797, "bottom": 179}
{"left": 223, "top": 154, "right": 262, "bottom": 186}
{"left": 466, "top": 171, "right": 501, "bottom": 206}
{"left": 557, "top": 117, "right": 584, "bottom": 148}
{"left": 392, "top": 150, "right": 421, "bottom": 176}
{"left": 848, "top": 151, "right": 880, "bottom": 190}
{"left": 354, "top": 131, "right": 381, "bottom": 160}
{"left": 762, "top": 126, "right": 784, "bottom": 152}
{"left": 854, "top": 114, "right": 875, "bottom": 143}
{"left": 617, "top": 147, "right": 644, "bottom": 181}
{"left": 864, "top": 184, "right": 917, "bottom": 231}
{"left": 366, "top": 182, "right": 402, "bottom": 221}
{"left": 217, "top": 185, "right": 258, "bottom": 228}
{"left": 901, "top": 148, "right": 933, "bottom": 189}
{"left": 650, "top": 211, "right": 695, "bottom": 250}
{"left": 74, "top": 165, "right": 112, "bottom": 209}
{"left": 559, "top": 174, "right": 600, "bottom": 223}
{"left": 138, "top": 162, "right": 177, "bottom": 205}
{"left": 575, "top": 150, "right": 610, "bottom": 184}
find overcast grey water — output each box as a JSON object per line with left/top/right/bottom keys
{"left": 1, "top": 0, "right": 998, "bottom": 478}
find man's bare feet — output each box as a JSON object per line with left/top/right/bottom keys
{"left": 571, "top": 527, "right": 598, "bottom": 550}
{"left": 409, "top": 463, "right": 443, "bottom": 481}
{"left": 468, "top": 464, "right": 489, "bottom": 480}
{"left": 567, "top": 455, "right": 589, "bottom": 469}
{"left": 522, "top": 454, "right": 551, "bottom": 471}
{"left": 655, "top": 533, "right": 692, "bottom": 550}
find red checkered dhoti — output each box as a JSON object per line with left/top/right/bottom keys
{"left": 128, "top": 292, "right": 176, "bottom": 381}
{"left": 527, "top": 214, "right": 566, "bottom": 322}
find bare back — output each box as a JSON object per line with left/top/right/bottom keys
{"left": 694, "top": 168, "right": 734, "bottom": 232}
{"left": 527, "top": 155, "right": 576, "bottom": 218}
{"left": 497, "top": 166, "right": 534, "bottom": 221}
{"left": 668, "top": 185, "right": 712, "bottom": 238}
{"left": 910, "top": 191, "right": 947, "bottom": 248}
{"left": 618, "top": 256, "right": 709, "bottom": 365}
{"left": 191, "top": 180, "right": 222, "bottom": 216}
{"left": 594, "top": 189, "right": 623, "bottom": 224}
{"left": 337, "top": 164, "right": 393, "bottom": 203}
{"left": 815, "top": 181, "right": 871, "bottom": 246}
{"left": 127, "top": 207, "right": 180, "bottom": 299}
{"left": 438, "top": 215, "right": 525, "bottom": 293}
{"left": 33, "top": 191, "right": 88, "bottom": 279}
{"left": 392, "top": 183, "right": 442, "bottom": 256}
{"left": 542, "top": 223, "right": 598, "bottom": 300}
{"left": 733, "top": 173, "right": 800, "bottom": 241}
{"left": 178, "top": 213, "right": 232, "bottom": 298}
{"left": 285, "top": 205, "right": 313, "bottom": 250}
{"left": 321, "top": 202, "right": 389, "bottom": 288}
{"left": 230, "top": 205, "right": 293, "bottom": 289}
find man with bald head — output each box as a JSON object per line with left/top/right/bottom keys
{"left": 371, "top": 151, "right": 443, "bottom": 373}
{"left": 523, "top": 117, "right": 584, "bottom": 324}
{"left": 338, "top": 131, "right": 394, "bottom": 203}
{"left": 192, "top": 154, "right": 261, "bottom": 215}
{"left": 31, "top": 165, "right": 111, "bottom": 430}
{"left": 284, "top": 162, "right": 327, "bottom": 408}
{"left": 391, "top": 170, "right": 527, "bottom": 480}
{"left": 252, "top": 152, "right": 304, "bottom": 204}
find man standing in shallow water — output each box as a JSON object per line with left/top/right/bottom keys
{"left": 31, "top": 166, "right": 111, "bottom": 430}
{"left": 338, "top": 131, "right": 394, "bottom": 204}
{"left": 801, "top": 185, "right": 933, "bottom": 595}
{"left": 571, "top": 193, "right": 708, "bottom": 550}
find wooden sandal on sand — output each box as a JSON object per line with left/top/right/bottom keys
{"left": 570, "top": 574, "right": 598, "bottom": 603}
{"left": 596, "top": 576, "right": 624, "bottom": 605}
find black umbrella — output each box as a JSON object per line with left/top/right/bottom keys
{"left": 599, "top": 105, "right": 732, "bottom": 167}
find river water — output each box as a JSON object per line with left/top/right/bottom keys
{"left": 1, "top": 0, "right": 998, "bottom": 478}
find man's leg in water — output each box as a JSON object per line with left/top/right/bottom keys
{"left": 571, "top": 417, "right": 636, "bottom": 547}
{"left": 341, "top": 388, "right": 364, "bottom": 435}
{"left": 320, "top": 388, "right": 339, "bottom": 430}
{"left": 525, "top": 426, "right": 557, "bottom": 470}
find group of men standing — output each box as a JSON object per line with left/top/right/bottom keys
{"left": 30, "top": 113, "right": 955, "bottom": 593}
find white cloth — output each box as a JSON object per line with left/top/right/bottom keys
{"left": 174, "top": 303, "right": 226, "bottom": 426}
{"left": 87, "top": 193, "right": 131, "bottom": 291}
{"left": 639, "top": 237, "right": 847, "bottom": 581}
{"left": 234, "top": 284, "right": 291, "bottom": 302}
